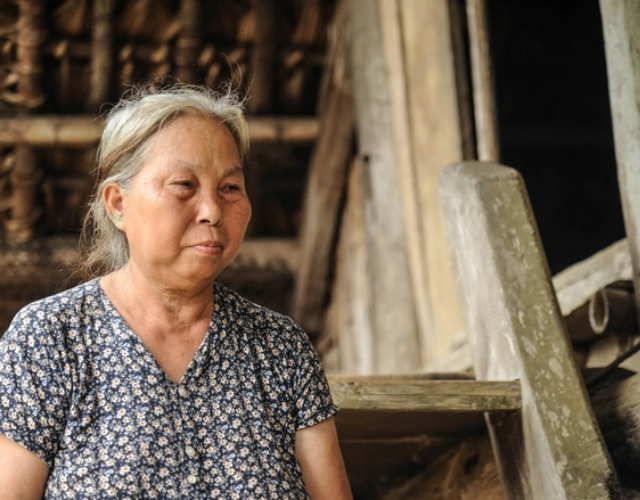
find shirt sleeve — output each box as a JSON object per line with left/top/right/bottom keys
{"left": 292, "top": 324, "right": 338, "bottom": 430}
{"left": 0, "top": 304, "right": 69, "bottom": 467}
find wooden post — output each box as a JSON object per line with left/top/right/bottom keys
{"left": 247, "top": 0, "right": 276, "bottom": 114}
{"left": 439, "top": 162, "right": 620, "bottom": 499}
{"left": 7, "top": 0, "right": 45, "bottom": 242}
{"left": 88, "top": 0, "right": 115, "bottom": 112}
{"left": 600, "top": 0, "right": 640, "bottom": 327}
{"left": 174, "top": 0, "right": 202, "bottom": 83}
{"left": 0, "top": 116, "right": 319, "bottom": 147}
{"left": 395, "top": 0, "right": 468, "bottom": 365}
{"left": 292, "top": 0, "right": 354, "bottom": 340}
{"left": 348, "top": 0, "right": 422, "bottom": 373}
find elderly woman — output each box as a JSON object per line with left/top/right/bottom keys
{"left": 0, "top": 83, "right": 352, "bottom": 499}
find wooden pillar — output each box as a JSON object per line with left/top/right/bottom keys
{"left": 175, "top": 0, "right": 202, "bottom": 83}
{"left": 248, "top": 0, "right": 277, "bottom": 114}
{"left": 292, "top": 0, "right": 354, "bottom": 341}
{"left": 88, "top": 0, "right": 115, "bottom": 112}
{"left": 348, "top": 0, "right": 422, "bottom": 373}
{"left": 7, "top": 0, "right": 45, "bottom": 242}
{"left": 392, "top": 0, "right": 469, "bottom": 366}
{"left": 600, "top": 0, "right": 640, "bottom": 327}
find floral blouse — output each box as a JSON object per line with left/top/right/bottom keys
{"left": 0, "top": 279, "right": 337, "bottom": 499}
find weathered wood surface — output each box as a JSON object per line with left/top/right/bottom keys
{"left": 323, "top": 157, "right": 375, "bottom": 373}
{"left": 330, "top": 376, "right": 521, "bottom": 413}
{"left": 439, "top": 162, "right": 620, "bottom": 499}
{"left": 378, "top": 0, "right": 436, "bottom": 368}
{"left": 600, "top": 0, "right": 640, "bottom": 327}
{"left": 398, "top": 0, "right": 467, "bottom": 365}
{"left": 347, "top": 0, "right": 422, "bottom": 372}
{"left": 292, "top": 0, "right": 353, "bottom": 339}
{"left": 0, "top": 116, "right": 320, "bottom": 147}
{"left": 553, "top": 238, "right": 632, "bottom": 317}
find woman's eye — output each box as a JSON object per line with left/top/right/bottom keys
{"left": 174, "top": 180, "right": 194, "bottom": 188}
{"left": 222, "top": 184, "right": 241, "bottom": 194}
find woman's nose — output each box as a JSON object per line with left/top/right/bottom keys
{"left": 198, "top": 193, "right": 223, "bottom": 226}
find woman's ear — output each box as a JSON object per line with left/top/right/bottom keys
{"left": 103, "top": 183, "right": 125, "bottom": 230}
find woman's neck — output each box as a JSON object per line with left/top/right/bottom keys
{"left": 101, "top": 264, "right": 215, "bottom": 335}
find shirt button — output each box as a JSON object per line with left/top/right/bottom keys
{"left": 186, "top": 445, "right": 197, "bottom": 458}
{"left": 178, "top": 386, "right": 188, "bottom": 398}
{"left": 187, "top": 474, "right": 198, "bottom": 484}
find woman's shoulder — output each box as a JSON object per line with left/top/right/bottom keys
{"left": 7, "top": 279, "right": 104, "bottom": 334}
{"left": 213, "top": 282, "right": 306, "bottom": 340}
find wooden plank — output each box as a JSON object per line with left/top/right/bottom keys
{"left": 329, "top": 377, "right": 521, "bottom": 412}
{"left": 0, "top": 116, "right": 319, "bottom": 146}
{"left": 347, "top": 0, "right": 422, "bottom": 372}
{"left": 553, "top": 238, "right": 632, "bottom": 317}
{"left": 600, "top": 0, "right": 640, "bottom": 326}
{"left": 439, "top": 162, "right": 620, "bottom": 499}
{"left": 323, "top": 157, "right": 375, "bottom": 373}
{"left": 397, "top": 0, "right": 467, "bottom": 366}
{"left": 292, "top": 0, "right": 353, "bottom": 338}
{"left": 378, "top": 0, "right": 436, "bottom": 368}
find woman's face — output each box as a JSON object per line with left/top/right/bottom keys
{"left": 106, "top": 115, "right": 252, "bottom": 290}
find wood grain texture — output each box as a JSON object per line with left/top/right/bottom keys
{"left": 439, "top": 162, "right": 620, "bottom": 499}
{"left": 600, "top": 0, "right": 640, "bottom": 328}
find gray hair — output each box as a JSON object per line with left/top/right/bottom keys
{"left": 78, "top": 82, "right": 249, "bottom": 279}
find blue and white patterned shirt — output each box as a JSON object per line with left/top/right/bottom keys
{"left": 0, "top": 279, "right": 337, "bottom": 499}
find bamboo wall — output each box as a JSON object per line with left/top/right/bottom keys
{"left": 0, "top": 0, "right": 336, "bottom": 332}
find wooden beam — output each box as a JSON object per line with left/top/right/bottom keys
{"left": 7, "top": 0, "right": 45, "bottom": 243}
{"left": 247, "top": 0, "right": 276, "bottom": 114}
{"left": 600, "top": 0, "right": 640, "bottom": 327}
{"left": 329, "top": 377, "right": 521, "bottom": 412}
{"left": 553, "top": 238, "right": 632, "bottom": 317}
{"left": 348, "top": 0, "right": 422, "bottom": 373}
{"left": 292, "top": 0, "right": 353, "bottom": 338}
{"left": 378, "top": 0, "right": 436, "bottom": 368}
{"left": 396, "top": 0, "right": 467, "bottom": 365}
{"left": 0, "top": 116, "right": 319, "bottom": 147}
{"left": 439, "top": 162, "right": 620, "bottom": 499}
